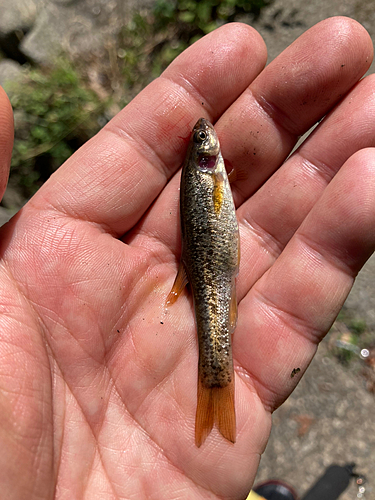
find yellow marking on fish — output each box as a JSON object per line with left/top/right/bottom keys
{"left": 229, "top": 282, "right": 238, "bottom": 334}
{"left": 236, "top": 230, "right": 241, "bottom": 267}
{"left": 213, "top": 173, "right": 224, "bottom": 214}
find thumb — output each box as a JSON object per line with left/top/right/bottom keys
{"left": 0, "top": 87, "right": 13, "bottom": 203}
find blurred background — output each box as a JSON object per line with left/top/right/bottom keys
{"left": 0, "top": 1, "right": 374, "bottom": 498}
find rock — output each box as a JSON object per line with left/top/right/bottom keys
{"left": 21, "top": 2, "right": 107, "bottom": 63}
{"left": 20, "top": 0, "right": 156, "bottom": 65}
{"left": 0, "top": 206, "right": 14, "bottom": 226}
{"left": 51, "top": 0, "right": 81, "bottom": 5}
{"left": 1, "top": 185, "right": 26, "bottom": 211}
{"left": 0, "top": 0, "right": 44, "bottom": 64}
{"left": 0, "top": 59, "right": 23, "bottom": 89}
{"left": 0, "top": 0, "right": 42, "bottom": 36}
{"left": 0, "top": 0, "right": 155, "bottom": 66}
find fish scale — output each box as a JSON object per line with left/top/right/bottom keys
{"left": 167, "top": 118, "right": 239, "bottom": 447}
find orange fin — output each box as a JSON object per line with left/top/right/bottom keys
{"left": 195, "top": 378, "right": 236, "bottom": 447}
{"left": 229, "top": 282, "right": 238, "bottom": 334}
{"left": 166, "top": 261, "right": 188, "bottom": 306}
{"left": 228, "top": 168, "right": 237, "bottom": 183}
{"left": 195, "top": 378, "right": 215, "bottom": 447}
{"left": 216, "top": 382, "right": 236, "bottom": 443}
{"left": 227, "top": 165, "right": 248, "bottom": 183}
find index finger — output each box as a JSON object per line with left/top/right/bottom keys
{"left": 30, "top": 23, "right": 267, "bottom": 235}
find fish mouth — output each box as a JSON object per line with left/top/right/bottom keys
{"left": 198, "top": 154, "right": 217, "bottom": 172}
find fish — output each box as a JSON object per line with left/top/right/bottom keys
{"left": 167, "top": 118, "right": 240, "bottom": 447}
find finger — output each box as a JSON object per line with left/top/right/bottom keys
{"left": 217, "top": 17, "right": 373, "bottom": 204}
{"left": 0, "top": 87, "right": 13, "bottom": 202}
{"left": 30, "top": 23, "right": 267, "bottom": 235}
{"left": 236, "top": 74, "right": 375, "bottom": 299}
{"left": 131, "top": 17, "right": 373, "bottom": 256}
{"left": 234, "top": 148, "right": 375, "bottom": 409}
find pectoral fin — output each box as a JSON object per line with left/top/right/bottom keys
{"left": 228, "top": 168, "right": 237, "bottom": 183}
{"left": 227, "top": 165, "right": 248, "bottom": 183}
{"left": 166, "top": 261, "right": 188, "bottom": 306}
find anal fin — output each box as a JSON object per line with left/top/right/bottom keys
{"left": 166, "top": 261, "right": 188, "bottom": 306}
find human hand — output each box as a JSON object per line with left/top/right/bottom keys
{"left": 1, "top": 16, "right": 375, "bottom": 500}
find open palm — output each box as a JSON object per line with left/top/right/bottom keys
{"left": 1, "top": 17, "right": 375, "bottom": 500}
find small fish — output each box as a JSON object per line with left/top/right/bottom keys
{"left": 167, "top": 118, "right": 239, "bottom": 447}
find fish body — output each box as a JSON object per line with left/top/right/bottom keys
{"left": 168, "top": 118, "right": 239, "bottom": 446}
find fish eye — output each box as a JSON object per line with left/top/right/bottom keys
{"left": 194, "top": 130, "right": 207, "bottom": 143}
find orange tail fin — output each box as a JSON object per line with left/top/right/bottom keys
{"left": 195, "top": 378, "right": 236, "bottom": 447}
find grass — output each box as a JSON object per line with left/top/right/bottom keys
{"left": 329, "top": 308, "right": 370, "bottom": 366}
{"left": 6, "top": 58, "right": 108, "bottom": 200}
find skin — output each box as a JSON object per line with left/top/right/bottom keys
{"left": 0, "top": 16, "right": 375, "bottom": 500}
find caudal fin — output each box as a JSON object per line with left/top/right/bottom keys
{"left": 195, "top": 378, "right": 236, "bottom": 447}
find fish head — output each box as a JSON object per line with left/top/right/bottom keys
{"left": 190, "top": 118, "right": 220, "bottom": 174}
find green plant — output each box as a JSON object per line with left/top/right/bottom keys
{"left": 348, "top": 318, "right": 367, "bottom": 335}
{"left": 6, "top": 58, "right": 107, "bottom": 199}
{"left": 116, "top": 0, "right": 271, "bottom": 103}
{"left": 329, "top": 309, "right": 369, "bottom": 366}
{"left": 153, "top": 0, "right": 269, "bottom": 34}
